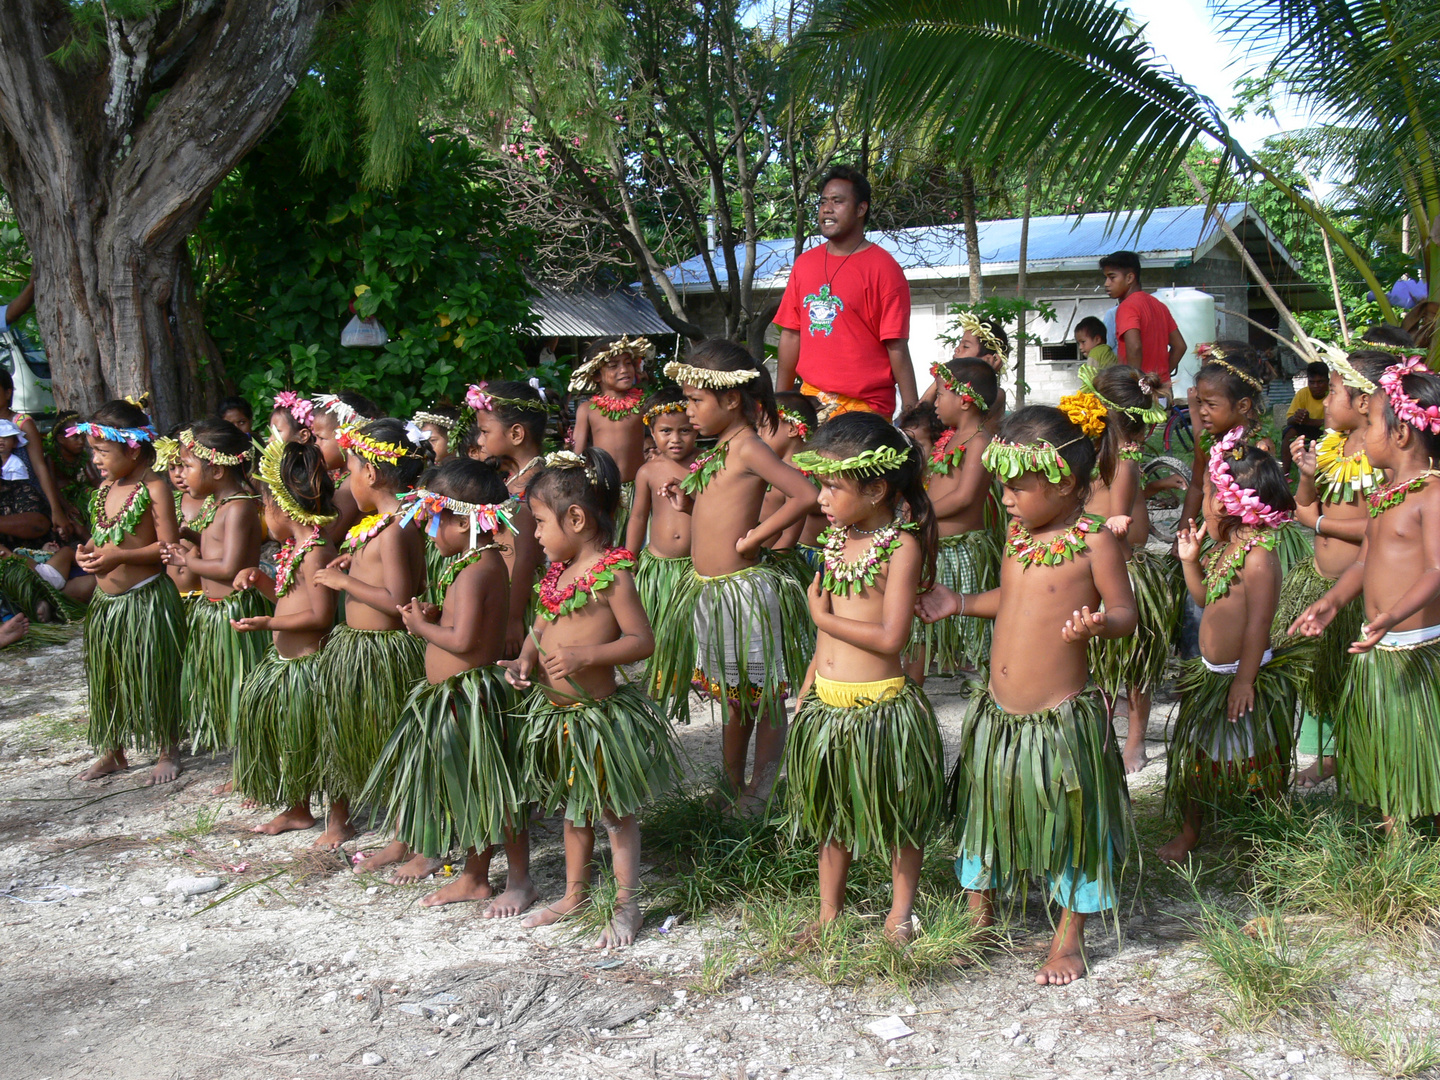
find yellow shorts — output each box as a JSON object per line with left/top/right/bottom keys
{"left": 814, "top": 674, "right": 906, "bottom": 708}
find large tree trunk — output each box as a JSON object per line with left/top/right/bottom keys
{"left": 960, "top": 165, "right": 984, "bottom": 305}
{"left": 0, "top": 0, "right": 329, "bottom": 429}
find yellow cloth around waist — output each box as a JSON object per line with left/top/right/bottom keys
{"left": 814, "top": 675, "right": 906, "bottom": 708}
{"left": 799, "top": 380, "right": 874, "bottom": 420}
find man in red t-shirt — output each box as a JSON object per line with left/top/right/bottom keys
{"left": 1100, "top": 250, "right": 1186, "bottom": 395}
{"left": 774, "top": 166, "right": 917, "bottom": 419}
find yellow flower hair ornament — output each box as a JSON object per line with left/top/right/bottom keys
{"left": 954, "top": 312, "right": 1009, "bottom": 373}
{"left": 338, "top": 425, "right": 420, "bottom": 465}
{"left": 642, "top": 401, "right": 688, "bottom": 426}
{"left": 1058, "top": 392, "right": 1108, "bottom": 439}
{"left": 152, "top": 436, "right": 181, "bottom": 471}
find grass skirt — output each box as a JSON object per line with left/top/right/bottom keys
{"left": 636, "top": 549, "right": 694, "bottom": 699}
{"left": 232, "top": 646, "right": 326, "bottom": 808}
{"left": 1337, "top": 636, "right": 1440, "bottom": 820}
{"left": 907, "top": 529, "right": 1000, "bottom": 675}
{"left": 948, "top": 683, "right": 1129, "bottom": 905}
{"left": 0, "top": 553, "right": 84, "bottom": 622}
{"left": 614, "top": 481, "right": 635, "bottom": 546}
{"left": 653, "top": 561, "right": 812, "bottom": 725}
{"left": 362, "top": 666, "right": 524, "bottom": 856}
{"left": 1273, "top": 522, "right": 1314, "bottom": 579}
{"left": 1270, "top": 557, "right": 1361, "bottom": 720}
{"left": 1090, "top": 548, "right": 1182, "bottom": 697}
{"left": 782, "top": 679, "right": 945, "bottom": 858}
{"left": 183, "top": 588, "right": 273, "bottom": 752}
{"left": 1165, "top": 650, "right": 1304, "bottom": 820}
{"left": 318, "top": 624, "right": 426, "bottom": 802}
{"left": 764, "top": 546, "right": 819, "bottom": 594}
{"left": 519, "top": 681, "right": 680, "bottom": 824}
{"left": 84, "top": 576, "right": 186, "bottom": 752}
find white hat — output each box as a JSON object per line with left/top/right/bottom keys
{"left": 0, "top": 418, "right": 26, "bottom": 445}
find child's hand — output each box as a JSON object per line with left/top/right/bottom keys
{"left": 232, "top": 568, "right": 262, "bottom": 592}
{"left": 312, "top": 566, "right": 348, "bottom": 592}
{"left": 230, "top": 615, "right": 272, "bottom": 633}
{"left": 1349, "top": 614, "right": 1396, "bottom": 654}
{"left": 325, "top": 553, "right": 353, "bottom": 571}
{"left": 657, "top": 479, "right": 692, "bottom": 512}
{"left": 501, "top": 657, "right": 533, "bottom": 689}
{"left": 76, "top": 546, "right": 120, "bottom": 574}
{"left": 159, "top": 542, "right": 189, "bottom": 570}
{"left": 1061, "top": 606, "right": 1107, "bottom": 642}
{"left": 1104, "top": 515, "right": 1132, "bottom": 539}
{"left": 1287, "top": 597, "right": 1337, "bottom": 637}
{"left": 806, "top": 572, "right": 831, "bottom": 622}
{"left": 504, "top": 619, "right": 526, "bottom": 661}
{"left": 77, "top": 541, "right": 95, "bottom": 557}
{"left": 1291, "top": 436, "right": 1317, "bottom": 479}
{"left": 398, "top": 598, "right": 439, "bottom": 632}
{"left": 1226, "top": 679, "right": 1254, "bottom": 722}
{"left": 541, "top": 646, "right": 584, "bottom": 681}
{"left": 735, "top": 528, "right": 763, "bottom": 560}
{"left": 915, "top": 585, "right": 962, "bottom": 624}
{"left": 1175, "top": 518, "right": 1205, "bottom": 563}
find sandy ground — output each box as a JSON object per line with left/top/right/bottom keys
{"left": 0, "top": 632, "right": 1429, "bottom": 1080}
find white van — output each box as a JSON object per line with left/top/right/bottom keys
{"left": 1, "top": 326, "right": 54, "bottom": 420}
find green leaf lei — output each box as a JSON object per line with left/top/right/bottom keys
{"left": 1203, "top": 530, "right": 1276, "bottom": 604}
{"left": 818, "top": 519, "right": 913, "bottom": 596}
{"left": 1118, "top": 442, "right": 1144, "bottom": 462}
{"left": 1006, "top": 513, "right": 1103, "bottom": 568}
{"left": 435, "top": 543, "right": 504, "bottom": 594}
{"left": 275, "top": 527, "right": 327, "bottom": 599}
{"left": 90, "top": 481, "right": 152, "bottom": 548}
{"left": 189, "top": 492, "right": 259, "bottom": 534}
{"left": 791, "top": 444, "right": 910, "bottom": 477}
{"left": 1367, "top": 470, "right": 1440, "bottom": 517}
{"left": 535, "top": 547, "right": 636, "bottom": 620}
{"left": 681, "top": 440, "right": 729, "bottom": 496}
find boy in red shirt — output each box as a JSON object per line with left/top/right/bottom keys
{"left": 1100, "top": 251, "right": 1186, "bottom": 396}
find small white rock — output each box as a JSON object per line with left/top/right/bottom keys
{"left": 342, "top": 949, "right": 359, "bottom": 965}
{"left": 447, "top": 1013, "right": 462, "bottom": 1027}
{"left": 738, "top": 995, "right": 754, "bottom": 1012}
{"left": 885, "top": 1057, "right": 900, "bottom": 1067}
{"left": 137, "top": 896, "right": 160, "bottom": 907}
{"left": 361, "top": 1051, "right": 384, "bottom": 1066}
{"left": 165, "top": 876, "right": 222, "bottom": 897}
{"left": 1286, "top": 1051, "right": 1306, "bottom": 1065}
{"left": 320, "top": 991, "right": 338, "bottom": 1005}
{"left": 366, "top": 886, "right": 380, "bottom": 896}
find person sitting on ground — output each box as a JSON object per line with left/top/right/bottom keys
{"left": 1075, "top": 316, "right": 1118, "bottom": 369}
{"left": 1281, "top": 362, "right": 1331, "bottom": 476}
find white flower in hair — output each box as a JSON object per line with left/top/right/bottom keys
{"left": 403, "top": 420, "right": 426, "bottom": 445}
{"left": 528, "top": 376, "right": 548, "bottom": 402}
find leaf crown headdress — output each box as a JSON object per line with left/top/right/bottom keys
{"left": 569, "top": 336, "right": 656, "bottom": 393}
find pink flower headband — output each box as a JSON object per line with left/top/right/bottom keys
{"left": 1208, "top": 427, "right": 1291, "bottom": 527}
{"left": 1379, "top": 356, "right": 1440, "bottom": 435}
{"left": 465, "top": 380, "right": 549, "bottom": 415}
{"left": 273, "top": 391, "right": 314, "bottom": 429}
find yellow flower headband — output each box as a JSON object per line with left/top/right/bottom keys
{"left": 338, "top": 424, "right": 423, "bottom": 465}
{"left": 180, "top": 428, "right": 251, "bottom": 467}
{"left": 643, "top": 401, "right": 688, "bottom": 426}
{"left": 663, "top": 360, "right": 761, "bottom": 389}
{"left": 1058, "top": 392, "right": 1108, "bottom": 439}
{"left": 153, "top": 436, "right": 181, "bottom": 471}
{"left": 257, "top": 436, "right": 338, "bottom": 528}
{"left": 955, "top": 312, "right": 1009, "bottom": 373}
{"left": 569, "top": 335, "right": 656, "bottom": 393}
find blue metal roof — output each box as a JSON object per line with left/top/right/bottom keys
{"left": 663, "top": 203, "right": 1290, "bottom": 293}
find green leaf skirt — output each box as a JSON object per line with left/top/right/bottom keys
{"left": 1273, "top": 521, "right": 1315, "bottom": 579}
{"left": 636, "top": 548, "right": 694, "bottom": 701}
{"left": 1270, "top": 556, "right": 1362, "bottom": 721}
{"left": 518, "top": 681, "right": 680, "bottom": 825}
{"left": 1337, "top": 633, "right": 1440, "bottom": 821}
{"left": 906, "top": 528, "right": 1000, "bottom": 676}
{"left": 0, "top": 553, "right": 84, "bottom": 622}
{"left": 361, "top": 666, "right": 524, "bottom": 857}
{"left": 782, "top": 677, "right": 946, "bottom": 858}
{"left": 84, "top": 575, "right": 186, "bottom": 753}
{"left": 232, "top": 645, "right": 326, "bottom": 809}
{"left": 317, "top": 624, "right": 425, "bottom": 802}
{"left": 182, "top": 588, "right": 274, "bottom": 753}
{"left": 1089, "top": 547, "right": 1182, "bottom": 697}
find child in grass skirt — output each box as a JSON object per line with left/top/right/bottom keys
{"left": 229, "top": 438, "right": 339, "bottom": 838}
{"left": 74, "top": 401, "right": 188, "bottom": 786}
{"left": 759, "top": 392, "right": 825, "bottom": 583}
{"left": 160, "top": 419, "right": 269, "bottom": 756}
{"left": 360, "top": 459, "right": 535, "bottom": 909}
{"left": 313, "top": 418, "right": 429, "bottom": 853}
{"left": 1289, "top": 356, "right": 1440, "bottom": 830}
{"left": 571, "top": 336, "right": 652, "bottom": 543}
{"left": 1068, "top": 364, "right": 1178, "bottom": 774}
{"left": 411, "top": 404, "right": 466, "bottom": 604}
{"left": 906, "top": 358, "right": 1000, "bottom": 681}
{"left": 1163, "top": 433, "right": 1302, "bottom": 863}
{"left": 308, "top": 391, "right": 383, "bottom": 547}
{"left": 916, "top": 405, "right": 1137, "bottom": 985}
{"left": 156, "top": 435, "right": 205, "bottom": 603}
{"left": 504, "top": 448, "right": 679, "bottom": 947}
{"left": 785, "top": 414, "right": 945, "bottom": 945}
{"left": 654, "top": 341, "right": 817, "bottom": 808}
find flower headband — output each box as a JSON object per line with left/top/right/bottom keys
{"left": 67, "top": 421, "right": 158, "bottom": 448}
{"left": 180, "top": 428, "right": 251, "bottom": 467}
{"left": 791, "top": 445, "right": 909, "bottom": 477}
{"left": 1075, "top": 364, "right": 1166, "bottom": 424}
{"left": 1304, "top": 337, "right": 1377, "bottom": 395}
{"left": 663, "top": 360, "right": 761, "bottom": 389}
{"left": 256, "top": 436, "right": 337, "bottom": 528}
{"left": 568, "top": 335, "right": 655, "bottom": 393}
{"left": 981, "top": 436, "right": 1085, "bottom": 486}
{"left": 1379, "top": 356, "right": 1440, "bottom": 435}
{"left": 1208, "top": 426, "right": 1291, "bottom": 526}
{"left": 399, "top": 487, "right": 515, "bottom": 549}
{"left": 274, "top": 391, "right": 315, "bottom": 429}
{"left": 465, "top": 380, "right": 550, "bottom": 415}
{"left": 412, "top": 409, "right": 466, "bottom": 441}
{"left": 929, "top": 361, "right": 989, "bottom": 412}
{"left": 777, "top": 405, "right": 811, "bottom": 441}
{"left": 338, "top": 424, "right": 424, "bottom": 465}
{"left": 543, "top": 449, "right": 599, "bottom": 484}
{"left": 312, "top": 393, "right": 360, "bottom": 428}
{"left": 955, "top": 312, "right": 1009, "bottom": 373}
{"left": 1196, "top": 344, "right": 1266, "bottom": 393}
{"left": 1058, "top": 392, "right": 1108, "bottom": 439}
{"left": 153, "top": 436, "right": 181, "bottom": 471}
{"left": 642, "top": 401, "right": 688, "bottom": 426}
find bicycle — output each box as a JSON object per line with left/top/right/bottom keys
{"left": 1161, "top": 400, "right": 1194, "bottom": 453}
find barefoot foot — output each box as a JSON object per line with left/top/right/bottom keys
{"left": 1036, "top": 945, "right": 1087, "bottom": 985}
{"left": 313, "top": 819, "right": 357, "bottom": 851}
{"left": 883, "top": 914, "right": 915, "bottom": 947}
{"left": 789, "top": 919, "right": 833, "bottom": 954}
{"left": 78, "top": 748, "right": 128, "bottom": 781}
{"left": 351, "top": 840, "right": 409, "bottom": 875}
{"left": 1122, "top": 741, "right": 1149, "bottom": 774}
{"left": 482, "top": 882, "right": 539, "bottom": 919}
{"left": 145, "top": 748, "right": 182, "bottom": 786}
{"left": 421, "top": 874, "right": 494, "bottom": 908}
{"left": 1294, "top": 755, "right": 1336, "bottom": 789}
{"left": 389, "top": 854, "right": 442, "bottom": 885}
{"left": 212, "top": 778, "right": 234, "bottom": 796}
{"left": 1157, "top": 830, "right": 1199, "bottom": 864}
{"left": 521, "top": 889, "right": 588, "bottom": 929}
{"left": 597, "top": 899, "right": 643, "bottom": 948}
{"left": 253, "top": 805, "right": 316, "bottom": 835}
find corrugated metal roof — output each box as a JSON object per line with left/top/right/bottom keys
{"left": 662, "top": 203, "right": 1300, "bottom": 293}
{"left": 529, "top": 281, "right": 673, "bottom": 336}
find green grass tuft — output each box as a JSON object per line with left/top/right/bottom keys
{"left": 1327, "top": 1009, "right": 1440, "bottom": 1078}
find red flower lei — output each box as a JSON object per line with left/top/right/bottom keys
{"left": 590, "top": 388, "right": 645, "bottom": 421}
{"left": 535, "top": 547, "right": 636, "bottom": 620}
{"left": 274, "top": 527, "right": 326, "bottom": 598}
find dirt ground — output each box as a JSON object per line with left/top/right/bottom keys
{"left": 0, "top": 632, "right": 1428, "bottom": 1080}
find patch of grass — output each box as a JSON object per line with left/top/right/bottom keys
{"left": 695, "top": 941, "right": 743, "bottom": 994}
{"left": 166, "top": 803, "right": 222, "bottom": 843}
{"left": 1327, "top": 1009, "right": 1440, "bottom": 1078}
{"left": 9, "top": 711, "right": 85, "bottom": 753}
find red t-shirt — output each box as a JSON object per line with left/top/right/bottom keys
{"left": 774, "top": 242, "right": 910, "bottom": 414}
{"left": 1115, "top": 290, "right": 1179, "bottom": 378}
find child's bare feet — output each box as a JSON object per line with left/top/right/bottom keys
{"left": 521, "top": 886, "right": 588, "bottom": 928}
{"left": 1122, "top": 741, "right": 1149, "bottom": 774}
{"left": 0, "top": 613, "right": 29, "bottom": 647}
{"left": 1294, "top": 755, "right": 1336, "bottom": 789}
{"left": 1036, "top": 941, "right": 1088, "bottom": 985}
{"left": 78, "top": 748, "right": 128, "bottom": 780}
{"left": 351, "top": 840, "right": 409, "bottom": 875}
{"left": 1157, "top": 824, "right": 1200, "bottom": 864}
{"left": 145, "top": 747, "right": 182, "bottom": 786}
{"left": 389, "top": 854, "right": 442, "bottom": 885}
{"left": 789, "top": 919, "right": 832, "bottom": 953}
{"left": 422, "top": 874, "right": 492, "bottom": 907}
{"left": 597, "top": 898, "right": 643, "bottom": 948}
{"left": 313, "top": 818, "right": 356, "bottom": 850}
{"left": 253, "top": 804, "right": 315, "bottom": 834}
{"left": 483, "top": 881, "right": 539, "bottom": 919}
{"left": 212, "top": 778, "right": 234, "bottom": 796}
{"left": 883, "top": 914, "right": 915, "bottom": 947}
{"left": 731, "top": 791, "right": 767, "bottom": 817}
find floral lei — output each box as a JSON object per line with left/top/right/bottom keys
{"left": 436, "top": 543, "right": 504, "bottom": 594}
{"left": 340, "top": 511, "right": 399, "bottom": 555}
{"left": 929, "top": 362, "right": 988, "bottom": 412}
{"left": 1203, "top": 530, "right": 1276, "bottom": 604}
{"left": 189, "top": 492, "right": 259, "bottom": 534}
{"left": 535, "top": 547, "right": 636, "bottom": 620}
{"left": 1379, "top": 356, "right": 1440, "bottom": 435}
{"left": 818, "top": 518, "right": 911, "bottom": 596}
{"left": 1313, "top": 429, "right": 1384, "bottom": 504}
{"left": 275, "top": 527, "right": 327, "bottom": 598}
{"left": 682, "top": 440, "right": 729, "bottom": 496}
{"left": 777, "top": 405, "right": 811, "bottom": 441}
{"left": 928, "top": 428, "right": 970, "bottom": 477}
{"left": 589, "top": 387, "right": 645, "bottom": 421}
{"left": 1367, "top": 470, "right": 1440, "bottom": 517}
{"left": 90, "top": 481, "right": 152, "bottom": 548}
{"left": 1119, "top": 442, "right": 1144, "bottom": 462}
{"left": 1006, "top": 513, "right": 1103, "bottom": 568}
{"left": 1208, "top": 426, "right": 1291, "bottom": 527}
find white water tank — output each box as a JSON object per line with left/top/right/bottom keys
{"left": 1153, "top": 287, "right": 1216, "bottom": 399}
